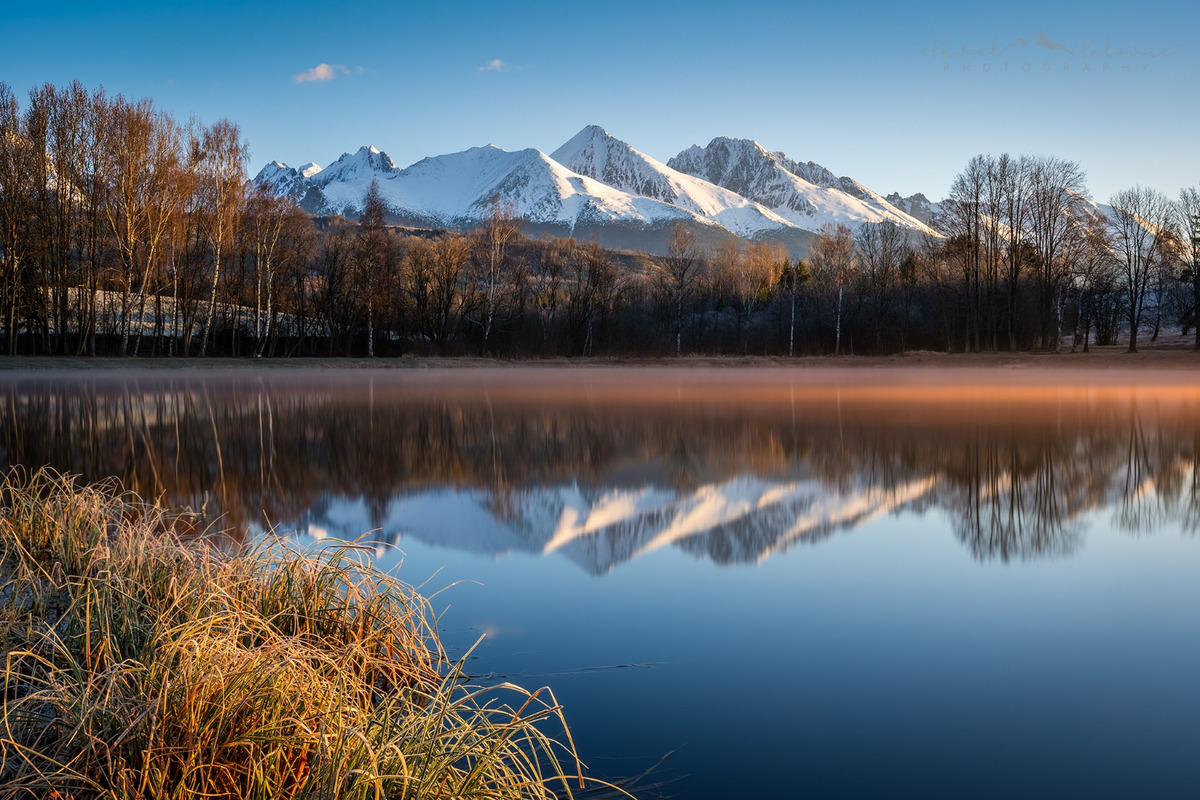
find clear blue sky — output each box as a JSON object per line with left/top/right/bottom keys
{"left": 1, "top": 0, "right": 1195, "bottom": 202}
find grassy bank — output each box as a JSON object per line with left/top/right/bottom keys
{"left": 0, "top": 470, "right": 602, "bottom": 800}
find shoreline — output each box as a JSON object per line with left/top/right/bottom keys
{"left": 2, "top": 344, "right": 1200, "bottom": 373}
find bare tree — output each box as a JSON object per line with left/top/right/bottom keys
{"left": 75, "top": 85, "right": 111, "bottom": 355}
{"left": 1110, "top": 186, "right": 1176, "bottom": 353}
{"left": 316, "top": 216, "right": 356, "bottom": 354}
{"left": 0, "top": 82, "right": 35, "bottom": 354}
{"left": 1177, "top": 187, "right": 1200, "bottom": 349}
{"left": 531, "top": 238, "right": 567, "bottom": 352}
{"left": 778, "top": 255, "right": 809, "bottom": 356}
{"left": 196, "top": 119, "right": 248, "bottom": 356}
{"left": 998, "top": 154, "right": 1033, "bottom": 350}
{"left": 430, "top": 233, "right": 475, "bottom": 346}
{"left": 855, "top": 220, "right": 909, "bottom": 353}
{"left": 101, "top": 97, "right": 183, "bottom": 355}
{"left": 272, "top": 202, "right": 316, "bottom": 354}
{"left": 1068, "top": 211, "right": 1116, "bottom": 353}
{"left": 978, "top": 156, "right": 1006, "bottom": 351}
{"left": 942, "top": 155, "right": 987, "bottom": 351}
{"left": 721, "top": 240, "right": 779, "bottom": 353}
{"left": 245, "top": 187, "right": 303, "bottom": 357}
{"left": 917, "top": 231, "right": 960, "bottom": 352}
{"left": 1028, "top": 156, "right": 1087, "bottom": 350}
{"left": 28, "top": 84, "right": 71, "bottom": 353}
{"left": 565, "top": 240, "right": 618, "bottom": 356}
{"left": 809, "top": 222, "right": 856, "bottom": 355}
{"left": 20, "top": 86, "right": 54, "bottom": 352}
{"left": 474, "top": 197, "right": 521, "bottom": 355}
{"left": 661, "top": 221, "right": 701, "bottom": 356}
{"left": 353, "top": 179, "right": 394, "bottom": 357}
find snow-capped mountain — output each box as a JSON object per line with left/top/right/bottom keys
{"left": 258, "top": 142, "right": 707, "bottom": 235}
{"left": 550, "top": 125, "right": 793, "bottom": 238}
{"left": 308, "top": 145, "right": 395, "bottom": 189}
{"left": 254, "top": 160, "right": 322, "bottom": 202}
{"left": 667, "top": 137, "right": 937, "bottom": 235}
{"left": 254, "top": 125, "right": 939, "bottom": 254}
{"left": 885, "top": 192, "right": 939, "bottom": 225}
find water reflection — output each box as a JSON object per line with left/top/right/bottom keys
{"left": 2, "top": 368, "right": 1198, "bottom": 570}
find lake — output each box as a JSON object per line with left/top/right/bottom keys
{"left": 2, "top": 365, "right": 1198, "bottom": 799}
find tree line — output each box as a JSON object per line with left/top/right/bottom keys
{"left": 2, "top": 80, "right": 1198, "bottom": 357}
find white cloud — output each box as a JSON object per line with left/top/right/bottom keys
{"left": 294, "top": 63, "right": 350, "bottom": 84}
{"left": 478, "top": 59, "right": 508, "bottom": 72}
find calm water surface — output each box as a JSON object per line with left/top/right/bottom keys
{"left": 2, "top": 366, "right": 1198, "bottom": 799}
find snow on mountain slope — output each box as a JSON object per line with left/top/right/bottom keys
{"left": 309, "top": 145, "right": 396, "bottom": 187}
{"left": 254, "top": 161, "right": 313, "bottom": 202}
{"left": 884, "top": 192, "right": 939, "bottom": 225}
{"left": 668, "top": 137, "right": 937, "bottom": 235}
{"left": 254, "top": 128, "right": 938, "bottom": 251}
{"left": 551, "top": 125, "right": 793, "bottom": 237}
{"left": 387, "top": 145, "right": 705, "bottom": 229}
{"left": 260, "top": 143, "right": 707, "bottom": 232}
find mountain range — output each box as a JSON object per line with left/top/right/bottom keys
{"left": 254, "top": 125, "right": 936, "bottom": 256}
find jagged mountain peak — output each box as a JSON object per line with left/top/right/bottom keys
{"left": 253, "top": 127, "right": 937, "bottom": 253}
{"left": 884, "top": 192, "right": 939, "bottom": 225}
{"left": 553, "top": 125, "right": 629, "bottom": 163}
{"left": 272, "top": 140, "right": 704, "bottom": 237}
{"left": 313, "top": 145, "right": 398, "bottom": 184}
{"left": 551, "top": 126, "right": 793, "bottom": 237}
{"left": 668, "top": 136, "right": 936, "bottom": 234}
{"left": 252, "top": 160, "right": 310, "bottom": 201}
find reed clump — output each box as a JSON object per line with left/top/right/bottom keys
{"left": 0, "top": 469, "right": 596, "bottom": 800}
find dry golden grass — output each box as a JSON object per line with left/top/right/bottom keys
{"left": 0, "top": 469, "right": 612, "bottom": 800}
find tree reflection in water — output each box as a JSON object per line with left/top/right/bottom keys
{"left": 2, "top": 369, "right": 1198, "bottom": 570}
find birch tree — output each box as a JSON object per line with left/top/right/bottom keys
{"left": 353, "top": 179, "right": 393, "bottom": 357}
{"left": 778, "top": 256, "right": 809, "bottom": 356}
{"left": 196, "top": 119, "right": 248, "bottom": 356}
{"left": 809, "top": 222, "right": 856, "bottom": 355}
{"left": 0, "top": 82, "right": 35, "bottom": 353}
{"left": 474, "top": 197, "right": 521, "bottom": 355}
{"left": 100, "top": 97, "right": 184, "bottom": 355}
{"left": 245, "top": 187, "right": 301, "bottom": 357}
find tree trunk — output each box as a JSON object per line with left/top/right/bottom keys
{"left": 788, "top": 287, "right": 796, "bottom": 357}
{"left": 1054, "top": 286, "right": 1064, "bottom": 353}
{"left": 200, "top": 255, "right": 221, "bottom": 357}
{"left": 675, "top": 292, "right": 683, "bottom": 356}
{"left": 835, "top": 286, "right": 843, "bottom": 356}
{"left": 1195, "top": 274, "right": 1200, "bottom": 351}
{"left": 255, "top": 267, "right": 273, "bottom": 358}
{"left": 367, "top": 299, "right": 375, "bottom": 358}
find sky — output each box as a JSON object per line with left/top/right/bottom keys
{"left": 1, "top": 0, "right": 1196, "bottom": 202}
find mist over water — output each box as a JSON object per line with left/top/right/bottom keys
{"left": 3, "top": 366, "right": 1198, "bottom": 798}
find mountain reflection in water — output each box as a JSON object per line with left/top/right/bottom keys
{"left": 2, "top": 367, "right": 1198, "bottom": 571}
